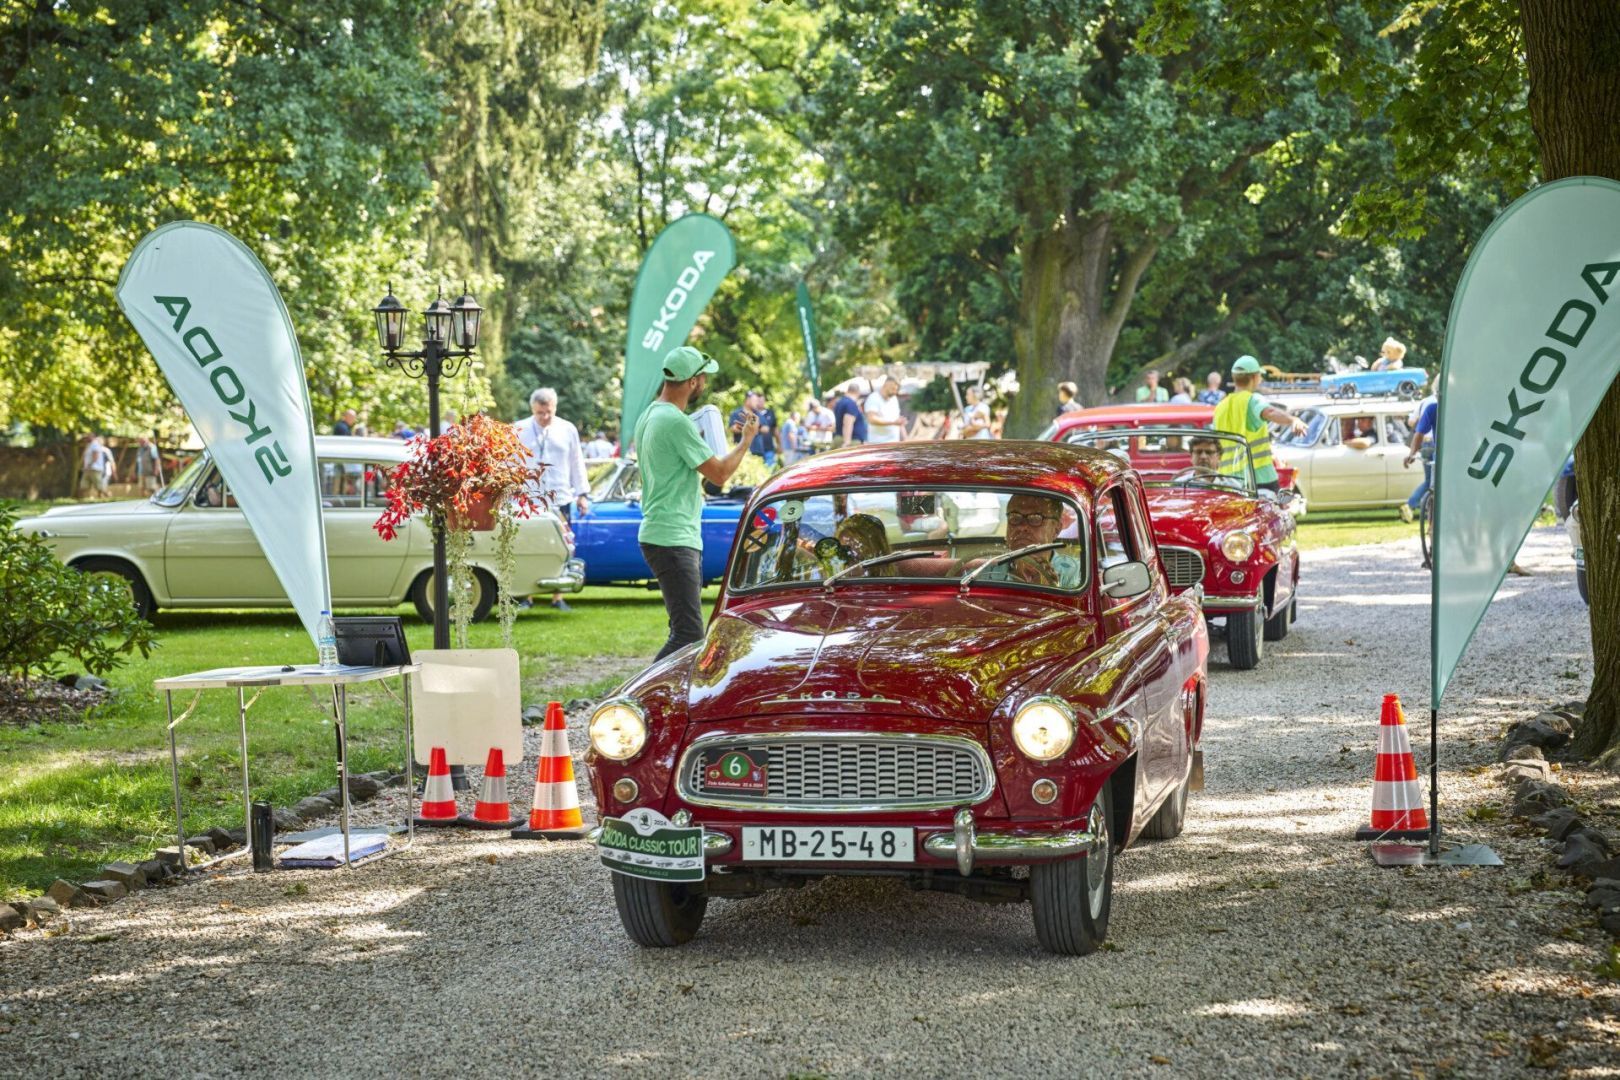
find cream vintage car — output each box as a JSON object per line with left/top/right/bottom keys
{"left": 18, "top": 436, "right": 582, "bottom": 621}
{"left": 1271, "top": 398, "right": 1424, "bottom": 512}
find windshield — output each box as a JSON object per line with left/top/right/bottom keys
{"left": 152, "top": 453, "right": 209, "bottom": 507}
{"left": 590, "top": 459, "right": 631, "bottom": 502}
{"left": 1064, "top": 427, "right": 1257, "bottom": 495}
{"left": 728, "top": 488, "right": 1089, "bottom": 594}
{"left": 1275, "top": 409, "right": 1327, "bottom": 447}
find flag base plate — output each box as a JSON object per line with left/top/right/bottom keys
{"left": 1371, "top": 841, "right": 1503, "bottom": 868}
{"left": 511, "top": 824, "right": 592, "bottom": 840}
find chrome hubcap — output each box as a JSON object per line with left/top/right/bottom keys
{"left": 1084, "top": 799, "right": 1109, "bottom": 918}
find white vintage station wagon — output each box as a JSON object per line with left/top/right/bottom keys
{"left": 18, "top": 436, "right": 582, "bottom": 621}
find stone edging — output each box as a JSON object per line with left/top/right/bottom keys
{"left": 0, "top": 771, "right": 406, "bottom": 934}
{"left": 1499, "top": 701, "right": 1620, "bottom": 937}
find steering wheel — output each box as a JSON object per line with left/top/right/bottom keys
{"left": 1172, "top": 466, "right": 1243, "bottom": 492}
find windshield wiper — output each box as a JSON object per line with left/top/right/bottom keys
{"left": 821, "top": 550, "right": 941, "bottom": 590}
{"left": 959, "top": 542, "right": 1064, "bottom": 591}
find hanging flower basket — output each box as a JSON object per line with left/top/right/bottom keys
{"left": 372, "top": 413, "right": 545, "bottom": 542}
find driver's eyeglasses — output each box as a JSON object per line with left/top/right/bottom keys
{"left": 1007, "top": 512, "right": 1054, "bottom": 527}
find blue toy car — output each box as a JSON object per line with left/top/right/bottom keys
{"left": 573, "top": 459, "right": 748, "bottom": 585}
{"left": 1320, "top": 367, "right": 1428, "bottom": 400}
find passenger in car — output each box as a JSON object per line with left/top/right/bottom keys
{"left": 834, "top": 514, "right": 893, "bottom": 575}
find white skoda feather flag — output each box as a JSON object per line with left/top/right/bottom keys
{"left": 116, "top": 221, "right": 332, "bottom": 650}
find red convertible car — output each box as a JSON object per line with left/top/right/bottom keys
{"left": 586, "top": 442, "right": 1208, "bottom": 955}
{"left": 1050, "top": 414, "right": 1300, "bottom": 670}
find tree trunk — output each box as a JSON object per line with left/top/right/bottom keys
{"left": 1008, "top": 216, "right": 1154, "bottom": 437}
{"left": 1521, "top": 0, "right": 1620, "bottom": 765}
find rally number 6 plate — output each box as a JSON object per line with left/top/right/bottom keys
{"left": 741, "top": 826, "right": 914, "bottom": 863}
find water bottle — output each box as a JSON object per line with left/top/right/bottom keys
{"left": 317, "top": 610, "right": 340, "bottom": 669}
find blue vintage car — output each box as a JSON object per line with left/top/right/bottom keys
{"left": 1320, "top": 367, "right": 1428, "bottom": 400}
{"left": 573, "top": 459, "right": 748, "bottom": 585}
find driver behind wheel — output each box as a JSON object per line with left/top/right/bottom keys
{"left": 1188, "top": 436, "right": 1222, "bottom": 473}
{"left": 973, "top": 494, "right": 1084, "bottom": 589}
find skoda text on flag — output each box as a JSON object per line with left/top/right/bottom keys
{"left": 796, "top": 279, "right": 820, "bottom": 399}
{"left": 1432, "top": 177, "right": 1620, "bottom": 707}
{"left": 620, "top": 214, "right": 737, "bottom": 447}
{"left": 116, "top": 222, "right": 332, "bottom": 650}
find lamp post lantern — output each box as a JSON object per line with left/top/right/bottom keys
{"left": 371, "top": 283, "right": 483, "bottom": 652}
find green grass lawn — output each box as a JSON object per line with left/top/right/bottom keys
{"left": 0, "top": 586, "right": 710, "bottom": 898}
{"left": 1293, "top": 508, "right": 1416, "bottom": 550}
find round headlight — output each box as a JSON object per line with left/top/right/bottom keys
{"left": 1012, "top": 699, "right": 1076, "bottom": 762}
{"left": 589, "top": 701, "right": 647, "bottom": 761}
{"left": 1220, "top": 531, "right": 1255, "bottom": 562}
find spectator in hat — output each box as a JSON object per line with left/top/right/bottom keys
{"left": 636, "top": 345, "right": 757, "bottom": 661}
{"left": 1057, "top": 382, "right": 1082, "bottom": 415}
{"left": 1212, "top": 355, "right": 1307, "bottom": 494}
{"left": 1135, "top": 370, "right": 1169, "bottom": 403}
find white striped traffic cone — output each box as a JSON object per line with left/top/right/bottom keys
{"left": 415, "top": 746, "right": 461, "bottom": 827}
{"left": 1356, "top": 694, "right": 1431, "bottom": 840}
{"left": 460, "top": 747, "right": 525, "bottom": 830}
{"left": 512, "top": 702, "right": 590, "bottom": 839}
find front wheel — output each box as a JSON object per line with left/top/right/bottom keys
{"left": 1226, "top": 607, "right": 1264, "bottom": 670}
{"left": 1030, "top": 791, "right": 1113, "bottom": 955}
{"left": 611, "top": 873, "right": 708, "bottom": 947}
{"left": 1396, "top": 379, "right": 1419, "bottom": 399}
{"left": 73, "top": 558, "right": 156, "bottom": 620}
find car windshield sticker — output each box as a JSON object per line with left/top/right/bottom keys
{"left": 704, "top": 750, "right": 768, "bottom": 794}
{"left": 751, "top": 506, "right": 778, "bottom": 529}
{"left": 777, "top": 499, "right": 804, "bottom": 523}
{"left": 814, "top": 536, "right": 844, "bottom": 560}
{"left": 598, "top": 807, "right": 705, "bottom": 883}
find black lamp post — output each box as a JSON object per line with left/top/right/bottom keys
{"left": 371, "top": 284, "right": 483, "bottom": 652}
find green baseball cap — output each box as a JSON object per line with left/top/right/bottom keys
{"left": 1231, "top": 354, "right": 1262, "bottom": 375}
{"left": 662, "top": 345, "right": 719, "bottom": 380}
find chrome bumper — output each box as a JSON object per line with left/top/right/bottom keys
{"left": 536, "top": 557, "right": 586, "bottom": 594}
{"left": 921, "top": 808, "right": 1102, "bottom": 877}
{"left": 1202, "top": 593, "right": 1262, "bottom": 612}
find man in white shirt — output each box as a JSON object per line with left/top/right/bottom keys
{"left": 584, "top": 430, "right": 615, "bottom": 460}
{"left": 515, "top": 387, "right": 590, "bottom": 610}
{"left": 864, "top": 375, "right": 909, "bottom": 443}
{"left": 81, "top": 435, "right": 115, "bottom": 499}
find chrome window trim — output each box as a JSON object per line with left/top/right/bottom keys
{"left": 674, "top": 729, "right": 996, "bottom": 813}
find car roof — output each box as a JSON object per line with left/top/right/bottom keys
{"left": 311, "top": 435, "right": 408, "bottom": 459}
{"left": 1299, "top": 399, "right": 1421, "bottom": 414}
{"left": 1050, "top": 403, "right": 1214, "bottom": 435}
{"left": 757, "top": 440, "right": 1125, "bottom": 501}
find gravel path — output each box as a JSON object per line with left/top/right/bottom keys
{"left": 3, "top": 526, "right": 1617, "bottom": 1077}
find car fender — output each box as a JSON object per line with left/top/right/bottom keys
{"left": 64, "top": 548, "right": 168, "bottom": 603}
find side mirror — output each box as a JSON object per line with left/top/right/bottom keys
{"left": 1101, "top": 560, "right": 1152, "bottom": 600}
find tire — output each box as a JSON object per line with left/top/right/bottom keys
{"left": 73, "top": 558, "right": 155, "bottom": 620}
{"left": 410, "top": 567, "right": 497, "bottom": 624}
{"left": 1577, "top": 564, "right": 1589, "bottom": 606}
{"left": 1225, "top": 607, "right": 1264, "bottom": 670}
{"left": 1142, "top": 772, "right": 1189, "bottom": 840}
{"left": 611, "top": 873, "right": 708, "bottom": 947}
{"left": 1030, "top": 790, "right": 1113, "bottom": 955}
{"left": 1396, "top": 380, "right": 1418, "bottom": 399}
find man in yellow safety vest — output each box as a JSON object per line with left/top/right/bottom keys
{"left": 1212, "top": 355, "right": 1308, "bottom": 494}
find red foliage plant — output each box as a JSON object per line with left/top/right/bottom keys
{"left": 373, "top": 413, "right": 546, "bottom": 541}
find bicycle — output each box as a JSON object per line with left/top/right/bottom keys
{"left": 1418, "top": 486, "right": 1434, "bottom": 570}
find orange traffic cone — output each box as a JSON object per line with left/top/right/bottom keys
{"left": 460, "top": 747, "right": 525, "bottom": 830}
{"left": 414, "top": 746, "right": 461, "bottom": 827}
{"left": 512, "top": 702, "right": 590, "bottom": 839}
{"left": 1356, "top": 694, "right": 1431, "bottom": 840}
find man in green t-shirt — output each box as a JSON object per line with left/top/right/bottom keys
{"left": 634, "top": 345, "right": 757, "bottom": 660}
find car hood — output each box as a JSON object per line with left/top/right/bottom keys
{"left": 684, "top": 591, "right": 1095, "bottom": 724}
{"left": 1142, "top": 487, "right": 1267, "bottom": 546}
{"left": 26, "top": 499, "right": 171, "bottom": 524}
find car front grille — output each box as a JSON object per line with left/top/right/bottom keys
{"left": 679, "top": 734, "right": 993, "bottom": 811}
{"left": 1159, "top": 545, "right": 1206, "bottom": 589}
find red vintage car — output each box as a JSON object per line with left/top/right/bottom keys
{"left": 586, "top": 441, "right": 1208, "bottom": 955}
{"left": 1048, "top": 409, "right": 1300, "bottom": 670}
